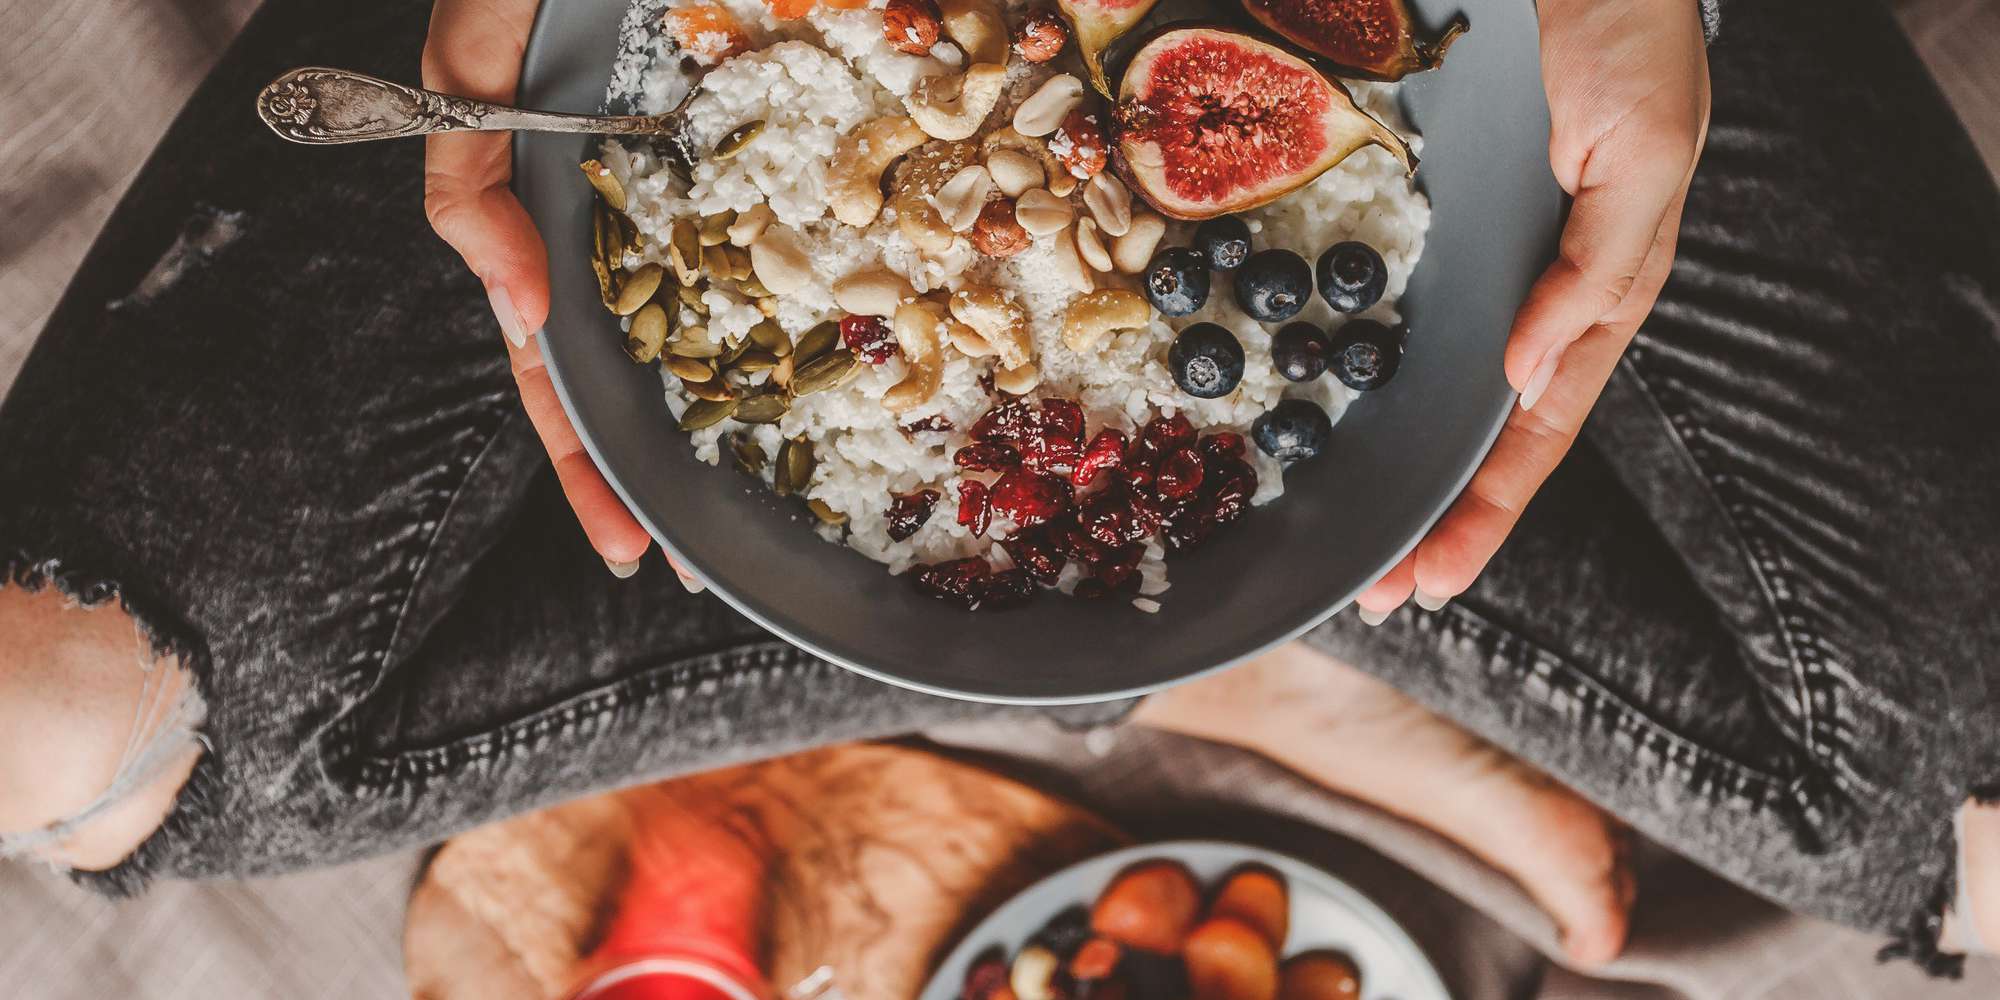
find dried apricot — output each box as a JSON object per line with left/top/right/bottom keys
{"left": 1090, "top": 860, "right": 1202, "bottom": 954}
{"left": 1069, "top": 937, "right": 1123, "bottom": 980}
{"left": 665, "top": 4, "right": 750, "bottom": 62}
{"left": 1183, "top": 918, "right": 1279, "bottom": 1000}
{"left": 765, "top": 0, "right": 818, "bottom": 19}
{"left": 1209, "top": 867, "right": 1289, "bottom": 950}
{"left": 1277, "top": 952, "right": 1362, "bottom": 1000}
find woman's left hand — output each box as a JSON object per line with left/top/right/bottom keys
{"left": 1357, "top": 0, "right": 1712, "bottom": 618}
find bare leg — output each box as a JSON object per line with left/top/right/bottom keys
{"left": 1944, "top": 802, "right": 2000, "bottom": 954}
{"left": 0, "top": 586, "right": 202, "bottom": 871}
{"left": 1135, "top": 640, "right": 1634, "bottom": 965}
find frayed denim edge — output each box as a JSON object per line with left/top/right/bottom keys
{"left": 3, "top": 547, "right": 221, "bottom": 900}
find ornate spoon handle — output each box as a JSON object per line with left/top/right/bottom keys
{"left": 256, "top": 67, "right": 685, "bottom": 145}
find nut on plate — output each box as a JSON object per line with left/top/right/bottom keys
{"left": 937, "top": 0, "right": 1009, "bottom": 66}
{"left": 1012, "top": 73, "right": 1085, "bottom": 138}
{"left": 948, "top": 285, "right": 1032, "bottom": 369}
{"left": 882, "top": 0, "right": 943, "bottom": 55}
{"left": 1048, "top": 107, "right": 1108, "bottom": 180}
{"left": 969, "top": 198, "right": 1031, "bottom": 258}
{"left": 1013, "top": 8, "right": 1069, "bottom": 63}
{"left": 884, "top": 300, "right": 948, "bottom": 413}
{"left": 828, "top": 116, "right": 930, "bottom": 227}
{"left": 1062, "top": 287, "right": 1150, "bottom": 352}
{"left": 910, "top": 64, "right": 1009, "bottom": 142}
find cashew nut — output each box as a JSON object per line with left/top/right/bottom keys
{"left": 949, "top": 285, "right": 1033, "bottom": 369}
{"left": 946, "top": 317, "right": 996, "bottom": 357}
{"left": 1014, "top": 188, "right": 1073, "bottom": 236}
{"left": 1012, "top": 73, "right": 1085, "bottom": 138}
{"left": 832, "top": 269, "right": 916, "bottom": 316}
{"left": 1049, "top": 223, "right": 1095, "bottom": 293}
{"left": 727, "top": 203, "right": 774, "bottom": 246}
{"left": 884, "top": 300, "right": 946, "bottom": 413}
{"left": 1083, "top": 172, "right": 1132, "bottom": 237}
{"left": 828, "top": 117, "right": 929, "bottom": 227}
{"left": 985, "top": 148, "right": 1043, "bottom": 198}
{"left": 748, "top": 226, "right": 813, "bottom": 295}
{"left": 1075, "top": 216, "right": 1114, "bottom": 272}
{"left": 1061, "top": 288, "right": 1151, "bottom": 353}
{"left": 1111, "top": 211, "right": 1167, "bottom": 274}
{"left": 981, "top": 128, "right": 1071, "bottom": 198}
{"left": 937, "top": 0, "right": 1008, "bottom": 66}
{"left": 889, "top": 140, "right": 977, "bottom": 255}
{"left": 994, "top": 362, "right": 1041, "bottom": 394}
{"left": 909, "top": 63, "right": 1008, "bottom": 141}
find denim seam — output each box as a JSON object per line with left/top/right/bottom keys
{"left": 343, "top": 641, "right": 826, "bottom": 797}
{"left": 1433, "top": 599, "right": 1792, "bottom": 808}
{"left": 1616, "top": 355, "right": 1852, "bottom": 790}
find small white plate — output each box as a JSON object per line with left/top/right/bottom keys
{"left": 917, "top": 839, "right": 1451, "bottom": 1000}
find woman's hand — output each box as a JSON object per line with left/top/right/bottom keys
{"left": 423, "top": 0, "right": 697, "bottom": 587}
{"left": 1357, "top": 0, "right": 1711, "bottom": 619}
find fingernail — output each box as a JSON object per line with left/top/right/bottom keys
{"left": 605, "top": 555, "right": 641, "bottom": 579}
{"left": 1414, "top": 588, "right": 1450, "bottom": 611}
{"left": 678, "top": 571, "right": 706, "bottom": 594}
{"left": 1519, "top": 343, "right": 1566, "bottom": 412}
{"left": 1357, "top": 605, "right": 1389, "bottom": 627}
{"left": 487, "top": 284, "right": 530, "bottom": 350}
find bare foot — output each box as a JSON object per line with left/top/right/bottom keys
{"left": 1135, "top": 642, "right": 1634, "bottom": 965}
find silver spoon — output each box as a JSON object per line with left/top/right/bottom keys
{"left": 255, "top": 66, "right": 692, "bottom": 145}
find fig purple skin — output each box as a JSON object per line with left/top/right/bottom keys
{"left": 1113, "top": 26, "right": 1413, "bottom": 220}
{"left": 1237, "top": 0, "right": 1468, "bottom": 82}
{"left": 1056, "top": 0, "right": 1165, "bottom": 95}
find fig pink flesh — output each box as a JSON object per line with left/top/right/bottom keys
{"left": 1126, "top": 33, "right": 1335, "bottom": 207}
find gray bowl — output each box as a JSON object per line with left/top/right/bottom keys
{"left": 515, "top": 0, "right": 1558, "bottom": 704}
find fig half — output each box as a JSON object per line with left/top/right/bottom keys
{"left": 1114, "top": 26, "right": 1413, "bottom": 220}
{"left": 1056, "top": 0, "right": 1164, "bottom": 96}
{"left": 1237, "top": 0, "right": 1467, "bottom": 81}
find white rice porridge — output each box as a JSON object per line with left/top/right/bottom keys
{"left": 594, "top": 0, "right": 1430, "bottom": 608}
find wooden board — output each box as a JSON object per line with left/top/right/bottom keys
{"left": 404, "top": 743, "right": 1126, "bottom": 1000}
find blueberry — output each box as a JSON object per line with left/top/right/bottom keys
{"left": 1120, "top": 951, "right": 1191, "bottom": 1000}
{"left": 1143, "top": 247, "right": 1211, "bottom": 316}
{"left": 1252, "top": 399, "right": 1332, "bottom": 463}
{"left": 1168, "top": 323, "right": 1245, "bottom": 398}
{"left": 1194, "top": 215, "right": 1252, "bottom": 271}
{"left": 1328, "top": 319, "right": 1404, "bottom": 390}
{"left": 1028, "top": 906, "right": 1093, "bottom": 959}
{"left": 1232, "top": 249, "right": 1311, "bottom": 322}
{"left": 1270, "top": 322, "right": 1330, "bottom": 382}
{"left": 1316, "top": 240, "right": 1387, "bottom": 314}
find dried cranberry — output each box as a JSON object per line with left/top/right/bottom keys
{"left": 1156, "top": 446, "right": 1206, "bottom": 498}
{"left": 1020, "top": 433, "right": 1082, "bottom": 478}
{"left": 954, "top": 442, "right": 1021, "bottom": 472}
{"left": 1039, "top": 398, "right": 1085, "bottom": 441}
{"left": 989, "top": 469, "right": 1073, "bottom": 528}
{"left": 903, "top": 415, "right": 954, "bottom": 433}
{"left": 983, "top": 568, "right": 1038, "bottom": 609}
{"left": 1001, "top": 528, "right": 1068, "bottom": 584}
{"left": 971, "top": 396, "right": 1040, "bottom": 443}
{"left": 1080, "top": 481, "right": 1150, "bottom": 547}
{"left": 961, "top": 954, "right": 1009, "bottom": 1000}
{"left": 885, "top": 488, "right": 940, "bottom": 541}
{"left": 956, "top": 479, "right": 991, "bottom": 536}
{"left": 1095, "top": 544, "right": 1146, "bottom": 591}
{"left": 916, "top": 557, "right": 991, "bottom": 609}
{"left": 840, "top": 314, "right": 897, "bottom": 364}
{"left": 1123, "top": 437, "right": 1163, "bottom": 489}
{"left": 1074, "top": 578, "right": 1109, "bottom": 599}
{"left": 1073, "top": 428, "right": 1127, "bottom": 488}
{"left": 1160, "top": 500, "right": 1210, "bottom": 552}
{"left": 1204, "top": 460, "right": 1257, "bottom": 527}
{"left": 1202, "top": 431, "right": 1245, "bottom": 459}
{"left": 1051, "top": 518, "right": 1110, "bottom": 563}
{"left": 1142, "top": 413, "right": 1197, "bottom": 451}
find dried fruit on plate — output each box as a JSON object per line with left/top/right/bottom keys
{"left": 1113, "top": 27, "right": 1413, "bottom": 220}
{"left": 665, "top": 4, "right": 751, "bottom": 63}
{"left": 1090, "top": 860, "right": 1202, "bottom": 953}
{"left": 765, "top": 0, "right": 818, "bottom": 19}
{"left": 1237, "top": 0, "right": 1468, "bottom": 81}
{"left": 1209, "top": 868, "right": 1290, "bottom": 950}
{"left": 1183, "top": 917, "right": 1280, "bottom": 1000}
{"left": 1277, "top": 952, "right": 1363, "bottom": 1000}
{"left": 1054, "top": 0, "right": 1164, "bottom": 96}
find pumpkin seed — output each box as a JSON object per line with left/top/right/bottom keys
{"left": 713, "top": 120, "right": 766, "bottom": 161}
{"left": 747, "top": 320, "right": 786, "bottom": 353}
{"left": 795, "top": 321, "right": 839, "bottom": 364}
{"left": 732, "top": 349, "right": 780, "bottom": 373}
{"left": 591, "top": 202, "right": 621, "bottom": 310}
{"left": 618, "top": 210, "right": 646, "bottom": 255}
{"left": 754, "top": 296, "right": 779, "bottom": 318}
{"left": 668, "top": 219, "right": 701, "bottom": 285}
{"left": 579, "top": 159, "right": 627, "bottom": 211}
{"left": 613, "top": 263, "right": 666, "bottom": 315}
{"left": 774, "top": 437, "right": 815, "bottom": 497}
{"left": 627, "top": 303, "right": 670, "bottom": 363}
{"left": 769, "top": 354, "right": 795, "bottom": 389}
{"left": 733, "top": 394, "right": 790, "bottom": 424}
{"left": 806, "top": 499, "right": 847, "bottom": 526}
{"left": 677, "top": 283, "right": 709, "bottom": 315}
{"left": 722, "top": 246, "right": 754, "bottom": 281}
{"left": 668, "top": 337, "right": 723, "bottom": 359}
{"left": 682, "top": 377, "right": 735, "bottom": 402}
{"left": 790, "top": 349, "right": 857, "bottom": 396}
{"left": 678, "top": 397, "right": 738, "bottom": 430}
{"left": 727, "top": 434, "right": 767, "bottom": 475}
{"left": 719, "top": 336, "right": 752, "bottom": 365}
{"left": 737, "top": 275, "right": 771, "bottom": 299}
{"left": 697, "top": 211, "right": 735, "bottom": 247}
{"left": 666, "top": 354, "right": 714, "bottom": 382}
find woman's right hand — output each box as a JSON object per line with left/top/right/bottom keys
{"left": 422, "top": 0, "right": 700, "bottom": 589}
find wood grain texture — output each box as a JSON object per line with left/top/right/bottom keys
{"left": 403, "top": 743, "right": 1126, "bottom": 1000}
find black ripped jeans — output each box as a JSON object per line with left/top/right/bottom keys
{"left": 1, "top": 0, "right": 1995, "bottom": 973}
